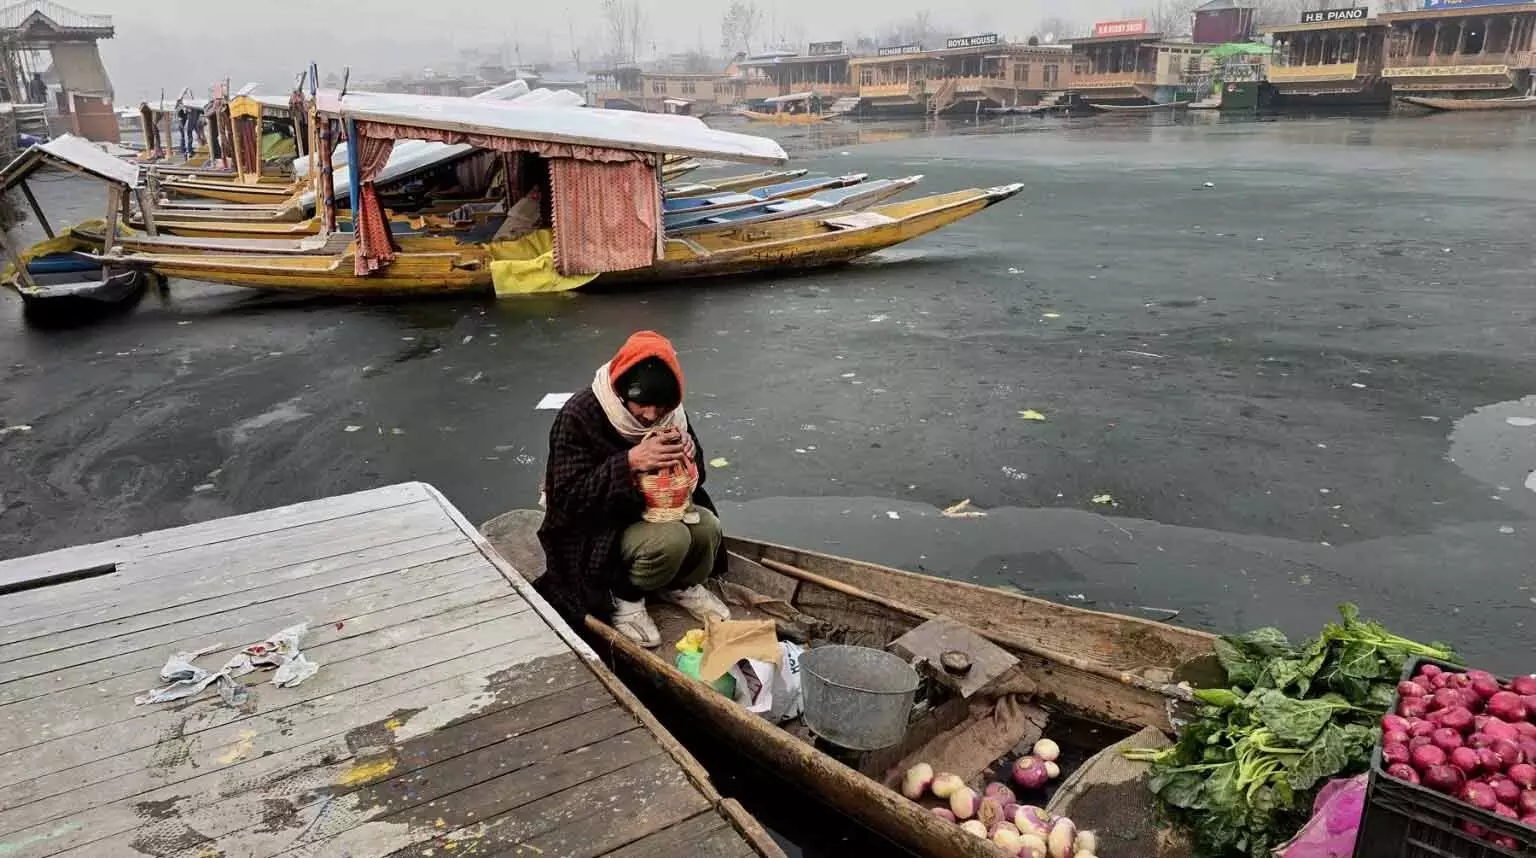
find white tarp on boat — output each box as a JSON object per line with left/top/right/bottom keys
{"left": 341, "top": 94, "right": 788, "bottom": 165}
{"left": 0, "top": 133, "right": 140, "bottom": 191}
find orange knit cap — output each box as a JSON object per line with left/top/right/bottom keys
{"left": 609, "top": 330, "right": 685, "bottom": 399}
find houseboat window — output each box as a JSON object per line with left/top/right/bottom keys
{"left": 1044, "top": 64, "right": 1058, "bottom": 85}
{"left": 651, "top": 81, "right": 665, "bottom": 94}
{"left": 682, "top": 80, "right": 696, "bottom": 94}
{"left": 1015, "top": 63, "right": 1030, "bottom": 83}
{"left": 860, "top": 67, "right": 874, "bottom": 85}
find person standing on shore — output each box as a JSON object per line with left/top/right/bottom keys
{"left": 536, "top": 331, "right": 731, "bottom": 647}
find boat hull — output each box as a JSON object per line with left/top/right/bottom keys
{"left": 1398, "top": 95, "right": 1536, "bottom": 112}
{"left": 736, "top": 110, "right": 835, "bottom": 125}
{"left": 160, "top": 179, "right": 298, "bottom": 205}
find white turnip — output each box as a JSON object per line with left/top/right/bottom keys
{"left": 978, "top": 797, "right": 1006, "bottom": 830}
{"left": 1014, "top": 806, "right": 1053, "bottom": 838}
{"left": 1017, "top": 834, "right": 1049, "bottom": 858}
{"left": 932, "top": 808, "right": 957, "bottom": 823}
{"left": 931, "top": 773, "right": 965, "bottom": 799}
{"left": 960, "top": 819, "right": 989, "bottom": 838}
{"left": 992, "top": 825, "right": 1026, "bottom": 856}
{"left": 1032, "top": 738, "right": 1061, "bottom": 762}
{"left": 950, "top": 786, "right": 978, "bottom": 820}
{"left": 902, "top": 763, "right": 935, "bottom": 800}
{"left": 1044, "top": 761, "right": 1061, "bottom": 780}
{"left": 984, "top": 782, "right": 1017, "bottom": 804}
{"left": 1488, "top": 691, "right": 1528, "bottom": 723}
{"left": 1047, "top": 818, "right": 1077, "bottom": 858}
{"left": 1073, "top": 831, "right": 1098, "bottom": 855}
{"left": 1012, "top": 756, "right": 1049, "bottom": 790}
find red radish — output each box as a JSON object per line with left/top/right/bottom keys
{"left": 1449, "top": 747, "right": 1480, "bottom": 774}
{"left": 1469, "top": 732, "right": 1496, "bottom": 749}
{"left": 1430, "top": 673, "right": 1451, "bottom": 690}
{"left": 1432, "top": 728, "right": 1464, "bottom": 752}
{"left": 1511, "top": 675, "right": 1536, "bottom": 696}
{"left": 1475, "top": 715, "right": 1490, "bottom": 732}
{"left": 1421, "top": 664, "right": 1443, "bottom": 678}
{"left": 1461, "top": 820, "right": 1488, "bottom": 838}
{"left": 1410, "top": 736, "right": 1434, "bottom": 751}
{"left": 1450, "top": 672, "right": 1472, "bottom": 689}
{"left": 1397, "top": 680, "right": 1425, "bottom": 698}
{"left": 1384, "top": 730, "right": 1410, "bottom": 747}
{"left": 1471, "top": 676, "right": 1502, "bottom": 700}
{"left": 1412, "top": 745, "right": 1448, "bottom": 769}
{"left": 1493, "top": 835, "right": 1520, "bottom": 850}
{"left": 1491, "top": 739, "right": 1524, "bottom": 768}
{"left": 1511, "top": 764, "right": 1536, "bottom": 789}
{"left": 1479, "top": 748, "right": 1504, "bottom": 772}
{"left": 1382, "top": 714, "right": 1410, "bottom": 735}
{"left": 1409, "top": 720, "right": 1437, "bottom": 738}
{"left": 1386, "top": 763, "right": 1419, "bottom": 784}
{"left": 1485, "top": 718, "right": 1519, "bottom": 743}
{"left": 1462, "top": 781, "right": 1498, "bottom": 810}
{"left": 1516, "top": 721, "right": 1536, "bottom": 739}
{"left": 1487, "top": 691, "right": 1528, "bottom": 723}
{"left": 1495, "top": 803, "right": 1519, "bottom": 820}
{"left": 1432, "top": 689, "right": 1461, "bottom": 711}
{"left": 1520, "top": 739, "right": 1536, "bottom": 764}
{"left": 1383, "top": 744, "right": 1412, "bottom": 766}
{"left": 1522, "top": 694, "right": 1536, "bottom": 714}
{"left": 1422, "top": 764, "right": 1463, "bottom": 793}
{"left": 1437, "top": 707, "right": 1474, "bottom": 732}
{"left": 1521, "top": 790, "right": 1536, "bottom": 814}
{"left": 1461, "top": 689, "right": 1485, "bottom": 712}
{"left": 1491, "top": 776, "right": 1522, "bottom": 806}
{"left": 1399, "top": 697, "right": 1430, "bottom": 719}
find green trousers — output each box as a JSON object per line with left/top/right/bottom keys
{"left": 618, "top": 507, "right": 722, "bottom": 596}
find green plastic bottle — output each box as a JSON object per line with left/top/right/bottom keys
{"left": 675, "top": 629, "right": 736, "bottom": 697}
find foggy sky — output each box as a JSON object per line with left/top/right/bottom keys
{"left": 84, "top": 0, "right": 1135, "bottom": 103}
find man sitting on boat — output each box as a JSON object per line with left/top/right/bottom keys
{"left": 537, "top": 331, "right": 732, "bottom": 647}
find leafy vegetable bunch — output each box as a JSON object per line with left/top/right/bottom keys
{"left": 1125, "top": 604, "right": 1458, "bottom": 856}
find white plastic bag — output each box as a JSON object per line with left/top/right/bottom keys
{"left": 729, "top": 641, "right": 804, "bottom": 723}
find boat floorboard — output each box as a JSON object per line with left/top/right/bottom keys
{"left": 0, "top": 482, "right": 767, "bottom": 858}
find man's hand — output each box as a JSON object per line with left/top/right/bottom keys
{"left": 628, "top": 431, "right": 686, "bottom": 473}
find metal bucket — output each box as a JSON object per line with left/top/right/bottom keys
{"left": 799, "top": 644, "right": 920, "bottom": 751}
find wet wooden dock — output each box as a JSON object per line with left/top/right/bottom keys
{"left": 0, "top": 482, "right": 781, "bottom": 858}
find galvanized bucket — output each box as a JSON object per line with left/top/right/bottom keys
{"left": 799, "top": 644, "right": 920, "bottom": 751}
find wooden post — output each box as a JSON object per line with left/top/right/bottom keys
{"left": 18, "top": 180, "right": 51, "bottom": 238}
{"left": 101, "top": 185, "right": 120, "bottom": 255}
{"left": 135, "top": 188, "right": 158, "bottom": 236}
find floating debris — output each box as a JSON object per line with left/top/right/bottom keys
{"left": 1499, "top": 526, "right": 1516, "bottom": 535}
{"left": 1092, "top": 494, "right": 1115, "bottom": 505}
{"left": 1001, "top": 466, "right": 1029, "bottom": 481}
{"left": 1507, "top": 417, "right": 1536, "bottom": 428}
{"left": 709, "top": 457, "right": 730, "bottom": 468}
{"left": 886, "top": 511, "right": 901, "bottom": 520}
{"left": 1018, "top": 409, "right": 1047, "bottom": 422}
{"left": 535, "top": 392, "right": 573, "bottom": 410}
{"left": 0, "top": 424, "right": 33, "bottom": 437}
{"left": 942, "top": 499, "right": 987, "bottom": 519}
{"left": 343, "top": 425, "right": 362, "bottom": 433}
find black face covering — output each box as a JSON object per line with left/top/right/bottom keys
{"left": 616, "top": 357, "right": 681, "bottom": 408}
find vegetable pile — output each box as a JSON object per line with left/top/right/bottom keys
{"left": 1381, "top": 661, "right": 1536, "bottom": 849}
{"left": 903, "top": 740, "right": 1097, "bottom": 857}
{"left": 1125, "top": 603, "right": 1457, "bottom": 857}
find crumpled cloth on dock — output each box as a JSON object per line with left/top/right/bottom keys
{"left": 134, "top": 623, "right": 321, "bottom": 706}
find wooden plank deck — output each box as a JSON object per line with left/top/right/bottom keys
{"left": 0, "top": 482, "right": 782, "bottom": 858}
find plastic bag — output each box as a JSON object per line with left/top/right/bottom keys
{"left": 729, "top": 641, "right": 804, "bottom": 723}
{"left": 1274, "top": 774, "right": 1367, "bottom": 857}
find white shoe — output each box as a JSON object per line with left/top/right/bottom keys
{"left": 611, "top": 597, "right": 661, "bottom": 648}
{"left": 658, "top": 584, "right": 732, "bottom": 623}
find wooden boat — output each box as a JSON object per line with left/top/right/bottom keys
{"left": 113, "top": 184, "right": 1025, "bottom": 295}
{"left": 663, "top": 174, "right": 869, "bottom": 228}
{"left": 737, "top": 91, "right": 839, "bottom": 124}
{"left": 477, "top": 514, "right": 1218, "bottom": 858}
{"left": 1398, "top": 94, "right": 1536, "bottom": 112}
{"left": 670, "top": 175, "right": 921, "bottom": 236}
{"left": 1, "top": 136, "right": 165, "bottom": 321}
{"left": 1089, "top": 100, "right": 1192, "bottom": 113}
{"left": 158, "top": 176, "right": 301, "bottom": 205}
{"left": 666, "top": 169, "right": 809, "bottom": 198}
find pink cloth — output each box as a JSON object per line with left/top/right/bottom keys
{"left": 550, "top": 158, "right": 660, "bottom": 275}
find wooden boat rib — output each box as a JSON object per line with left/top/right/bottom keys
{"left": 114, "top": 184, "right": 1026, "bottom": 295}
{"left": 1398, "top": 94, "right": 1536, "bottom": 112}
{"left": 477, "top": 515, "right": 1218, "bottom": 858}
{"left": 158, "top": 177, "right": 300, "bottom": 205}
{"left": 666, "top": 169, "right": 809, "bottom": 198}
{"left": 663, "top": 174, "right": 868, "bottom": 227}
{"left": 1089, "top": 100, "right": 1192, "bottom": 113}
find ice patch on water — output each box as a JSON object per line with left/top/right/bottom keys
{"left": 228, "top": 398, "right": 310, "bottom": 445}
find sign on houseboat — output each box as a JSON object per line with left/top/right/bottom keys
{"left": 1426, "top": 0, "right": 1534, "bottom": 8}
{"left": 808, "top": 40, "right": 844, "bottom": 56}
{"left": 945, "top": 33, "right": 999, "bottom": 49}
{"left": 877, "top": 43, "right": 923, "bottom": 56}
{"left": 1301, "top": 7, "right": 1368, "bottom": 23}
{"left": 1091, "top": 19, "right": 1150, "bottom": 38}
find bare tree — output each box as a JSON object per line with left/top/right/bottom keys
{"left": 601, "top": 0, "right": 628, "bottom": 63}
{"left": 1142, "top": 0, "right": 1200, "bottom": 36}
{"left": 1034, "top": 15, "right": 1081, "bottom": 42}
{"left": 721, "top": 0, "right": 763, "bottom": 56}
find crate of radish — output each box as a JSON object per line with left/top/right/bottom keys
{"left": 901, "top": 739, "right": 1102, "bottom": 857}
{"left": 1355, "top": 657, "right": 1536, "bottom": 857}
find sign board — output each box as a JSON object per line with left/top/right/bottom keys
{"left": 1425, "top": 0, "right": 1534, "bottom": 8}
{"left": 877, "top": 43, "right": 923, "bottom": 56}
{"left": 1092, "top": 19, "right": 1150, "bottom": 38}
{"left": 945, "top": 33, "right": 999, "bottom": 49}
{"left": 1301, "top": 7, "right": 1368, "bottom": 22}
{"left": 808, "top": 40, "right": 844, "bottom": 56}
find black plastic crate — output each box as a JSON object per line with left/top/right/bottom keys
{"left": 1354, "top": 657, "right": 1536, "bottom": 857}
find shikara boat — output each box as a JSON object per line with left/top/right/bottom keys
{"left": 737, "top": 92, "right": 838, "bottom": 125}
{"left": 477, "top": 514, "right": 1218, "bottom": 858}
{"left": 113, "top": 184, "right": 1024, "bottom": 295}
{"left": 665, "top": 169, "right": 809, "bottom": 198}
{"left": 0, "top": 136, "right": 164, "bottom": 322}
{"left": 1089, "top": 100, "right": 1192, "bottom": 113}
{"left": 1398, "top": 94, "right": 1536, "bottom": 112}
{"left": 669, "top": 175, "right": 921, "bottom": 236}
{"left": 662, "top": 174, "right": 869, "bottom": 228}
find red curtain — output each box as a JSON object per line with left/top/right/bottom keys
{"left": 352, "top": 136, "right": 396, "bottom": 276}
{"left": 550, "top": 159, "right": 661, "bottom": 275}
{"left": 233, "top": 116, "right": 259, "bottom": 177}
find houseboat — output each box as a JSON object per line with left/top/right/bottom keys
{"left": 1067, "top": 20, "right": 1210, "bottom": 106}
{"left": 1379, "top": 0, "right": 1536, "bottom": 101}
{"left": 1264, "top": 10, "right": 1392, "bottom": 107}
{"left": 589, "top": 66, "right": 735, "bottom": 115}
{"left": 848, "top": 35, "right": 1074, "bottom": 116}
{"left": 735, "top": 42, "right": 859, "bottom": 109}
